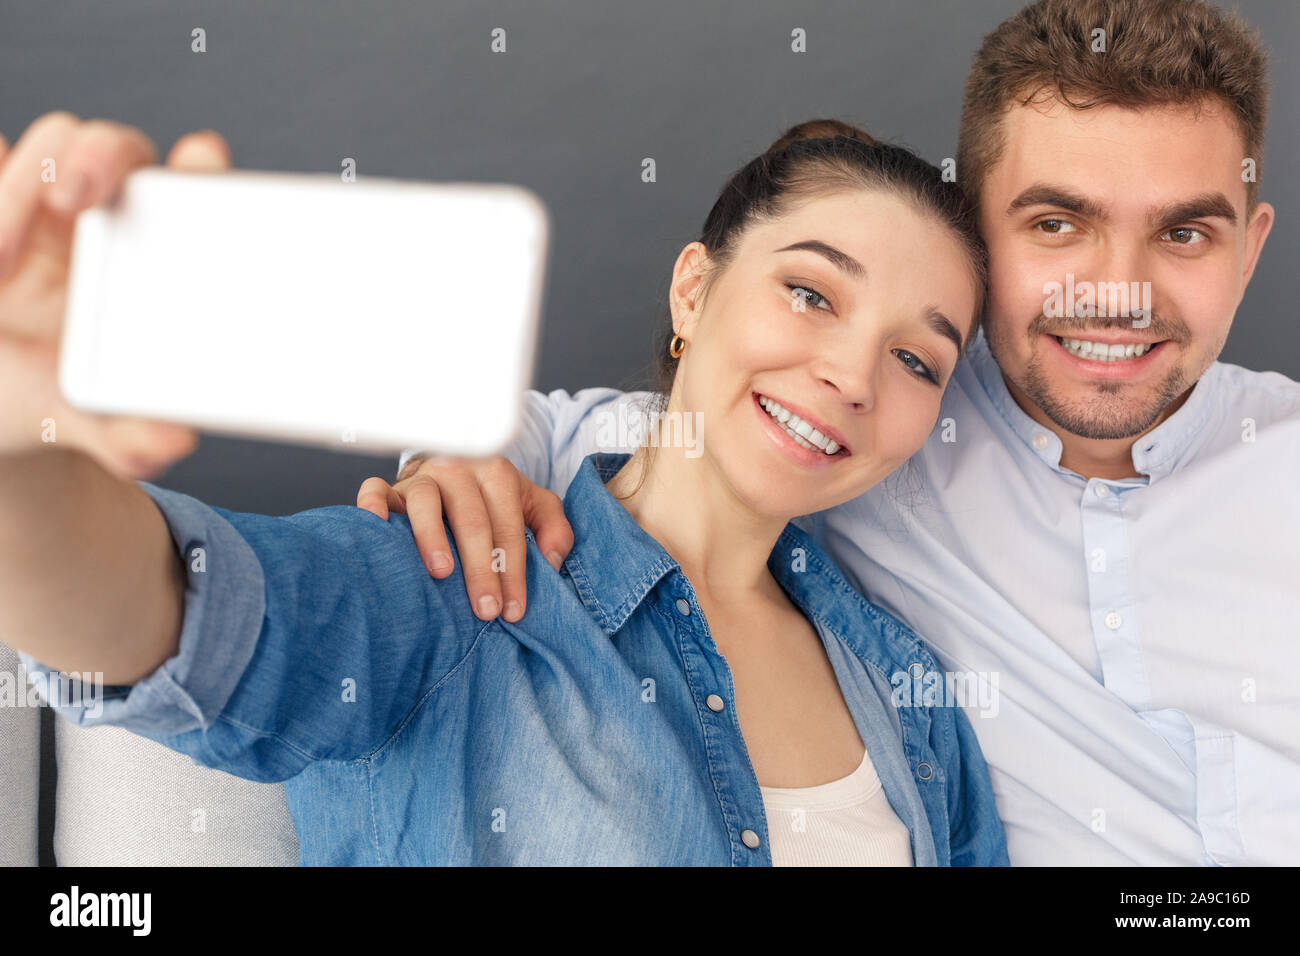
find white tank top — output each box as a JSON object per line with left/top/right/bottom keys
{"left": 760, "top": 748, "right": 914, "bottom": 866}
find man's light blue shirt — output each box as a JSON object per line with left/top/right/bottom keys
{"left": 21, "top": 452, "right": 1006, "bottom": 866}
{"left": 444, "top": 330, "right": 1300, "bottom": 865}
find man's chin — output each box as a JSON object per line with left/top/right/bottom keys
{"left": 1026, "top": 376, "right": 1194, "bottom": 441}
{"left": 1033, "top": 396, "right": 1169, "bottom": 440}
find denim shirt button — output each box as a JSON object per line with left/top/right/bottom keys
{"left": 916, "top": 761, "right": 934, "bottom": 781}
{"left": 740, "top": 829, "right": 761, "bottom": 849}
{"left": 705, "top": 694, "right": 725, "bottom": 712}
{"left": 675, "top": 597, "right": 691, "bottom": 616}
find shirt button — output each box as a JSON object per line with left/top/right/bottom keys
{"left": 1094, "top": 484, "right": 1111, "bottom": 498}
{"left": 675, "top": 598, "right": 691, "bottom": 616}
{"left": 1104, "top": 611, "right": 1123, "bottom": 630}
{"left": 705, "top": 694, "right": 725, "bottom": 712}
{"left": 740, "top": 829, "right": 761, "bottom": 849}
{"left": 1031, "top": 432, "right": 1050, "bottom": 450}
{"left": 917, "top": 762, "right": 934, "bottom": 781}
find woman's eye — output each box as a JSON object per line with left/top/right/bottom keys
{"left": 785, "top": 283, "right": 831, "bottom": 312}
{"left": 1035, "top": 218, "right": 1076, "bottom": 235}
{"left": 893, "top": 348, "right": 939, "bottom": 385}
{"left": 1161, "top": 226, "right": 1206, "bottom": 245}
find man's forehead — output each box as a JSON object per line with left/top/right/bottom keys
{"left": 983, "top": 94, "right": 1249, "bottom": 214}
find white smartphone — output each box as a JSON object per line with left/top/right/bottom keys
{"left": 59, "top": 168, "right": 549, "bottom": 457}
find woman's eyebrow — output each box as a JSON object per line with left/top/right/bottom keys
{"left": 772, "top": 240, "right": 866, "bottom": 282}
{"left": 924, "top": 309, "right": 964, "bottom": 356}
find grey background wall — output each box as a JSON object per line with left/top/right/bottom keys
{"left": 2, "top": 0, "right": 1295, "bottom": 516}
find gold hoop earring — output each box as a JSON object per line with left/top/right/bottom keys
{"left": 669, "top": 334, "right": 686, "bottom": 358}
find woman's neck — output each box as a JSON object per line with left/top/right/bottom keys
{"left": 604, "top": 442, "right": 793, "bottom": 606}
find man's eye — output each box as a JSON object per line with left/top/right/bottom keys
{"left": 893, "top": 348, "right": 939, "bottom": 385}
{"left": 1035, "top": 218, "right": 1076, "bottom": 235}
{"left": 1162, "top": 227, "right": 1206, "bottom": 245}
{"left": 785, "top": 283, "right": 831, "bottom": 311}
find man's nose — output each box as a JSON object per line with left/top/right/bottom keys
{"left": 1085, "top": 237, "right": 1155, "bottom": 322}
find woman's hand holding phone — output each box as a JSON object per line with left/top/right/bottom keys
{"left": 356, "top": 456, "right": 576, "bottom": 623}
{"left": 0, "top": 111, "right": 230, "bottom": 478}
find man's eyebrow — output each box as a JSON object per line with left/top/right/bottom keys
{"left": 1006, "top": 184, "right": 1108, "bottom": 221}
{"left": 772, "top": 240, "right": 866, "bottom": 281}
{"left": 924, "top": 309, "right": 965, "bottom": 357}
{"left": 1009, "top": 184, "right": 1240, "bottom": 229}
{"left": 1149, "top": 192, "right": 1237, "bottom": 228}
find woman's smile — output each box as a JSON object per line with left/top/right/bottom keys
{"left": 751, "top": 391, "right": 851, "bottom": 469}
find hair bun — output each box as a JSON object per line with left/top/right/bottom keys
{"left": 765, "top": 119, "right": 879, "bottom": 155}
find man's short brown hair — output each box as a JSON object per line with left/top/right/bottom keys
{"left": 958, "top": 0, "right": 1270, "bottom": 211}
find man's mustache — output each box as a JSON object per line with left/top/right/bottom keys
{"left": 1029, "top": 313, "right": 1188, "bottom": 345}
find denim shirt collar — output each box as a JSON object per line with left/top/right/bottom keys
{"left": 560, "top": 452, "right": 680, "bottom": 636}
{"left": 560, "top": 452, "right": 942, "bottom": 677}
{"left": 966, "top": 327, "right": 1219, "bottom": 484}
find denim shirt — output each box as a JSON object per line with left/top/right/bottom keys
{"left": 21, "top": 452, "right": 1007, "bottom": 866}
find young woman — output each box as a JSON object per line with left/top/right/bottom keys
{"left": 5, "top": 116, "right": 1006, "bottom": 865}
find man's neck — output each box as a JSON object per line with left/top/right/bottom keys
{"left": 1001, "top": 375, "right": 1194, "bottom": 481}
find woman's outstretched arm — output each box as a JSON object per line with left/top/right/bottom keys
{"left": 0, "top": 446, "right": 185, "bottom": 684}
{"left": 0, "top": 113, "right": 233, "bottom": 680}
{"left": 0, "top": 113, "right": 487, "bottom": 784}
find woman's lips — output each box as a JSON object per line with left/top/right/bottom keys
{"left": 751, "top": 391, "right": 848, "bottom": 469}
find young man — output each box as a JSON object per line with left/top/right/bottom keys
{"left": 381, "top": 0, "right": 1297, "bottom": 864}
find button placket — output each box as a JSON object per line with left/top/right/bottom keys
{"left": 668, "top": 586, "right": 767, "bottom": 862}
{"left": 1080, "top": 480, "right": 1149, "bottom": 709}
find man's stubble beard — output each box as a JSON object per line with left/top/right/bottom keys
{"left": 985, "top": 320, "right": 1223, "bottom": 441}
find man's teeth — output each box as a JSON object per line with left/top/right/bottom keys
{"left": 1056, "top": 336, "right": 1158, "bottom": 361}
{"left": 758, "top": 395, "right": 840, "bottom": 455}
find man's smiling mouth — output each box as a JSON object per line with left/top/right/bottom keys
{"left": 1053, "top": 335, "right": 1168, "bottom": 363}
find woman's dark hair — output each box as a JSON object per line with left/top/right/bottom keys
{"left": 615, "top": 118, "right": 987, "bottom": 500}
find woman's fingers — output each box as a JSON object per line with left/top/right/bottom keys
{"left": 92, "top": 418, "right": 199, "bottom": 479}
{"left": 165, "top": 129, "right": 232, "bottom": 173}
{"left": 48, "top": 118, "right": 158, "bottom": 215}
{"left": 0, "top": 111, "right": 79, "bottom": 276}
{"left": 476, "top": 458, "right": 529, "bottom": 623}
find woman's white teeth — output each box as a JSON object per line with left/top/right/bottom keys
{"left": 1056, "top": 336, "right": 1157, "bottom": 361}
{"left": 758, "top": 395, "right": 840, "bottom": 455}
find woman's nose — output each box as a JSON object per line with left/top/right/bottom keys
{"left": 815, "top": 358, "right": 876, "bottom": 414}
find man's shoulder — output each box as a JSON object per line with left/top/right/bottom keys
{"left": 1208, "top": 358, "right": 1300, "bottom": 412}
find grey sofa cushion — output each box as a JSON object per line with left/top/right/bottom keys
{"left": 0, "top": 642, "right": 40, "bottom": 866}
{"left": 53, "top": 720, "right": 300, "bottom": 866}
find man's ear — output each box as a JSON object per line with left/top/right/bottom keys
{"left": 1239, "top": 201, "right": 1274, "bottom": 293}
{"left": 669, "top": 241, "right": 711, "bottom": 340}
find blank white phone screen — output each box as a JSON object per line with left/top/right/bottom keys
{"left": 59, "top": 168, "right": 548, "bottom": 457}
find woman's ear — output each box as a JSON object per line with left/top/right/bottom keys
{"left": 669, "top": 241, "right": 711, "bottom": 340}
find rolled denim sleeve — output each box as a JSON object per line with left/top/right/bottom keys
{"left": 18, "top": 481, "right": 265, "bottom": 735}
{"left": 20, "top": 481, "right": 485, "bottom": 783}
